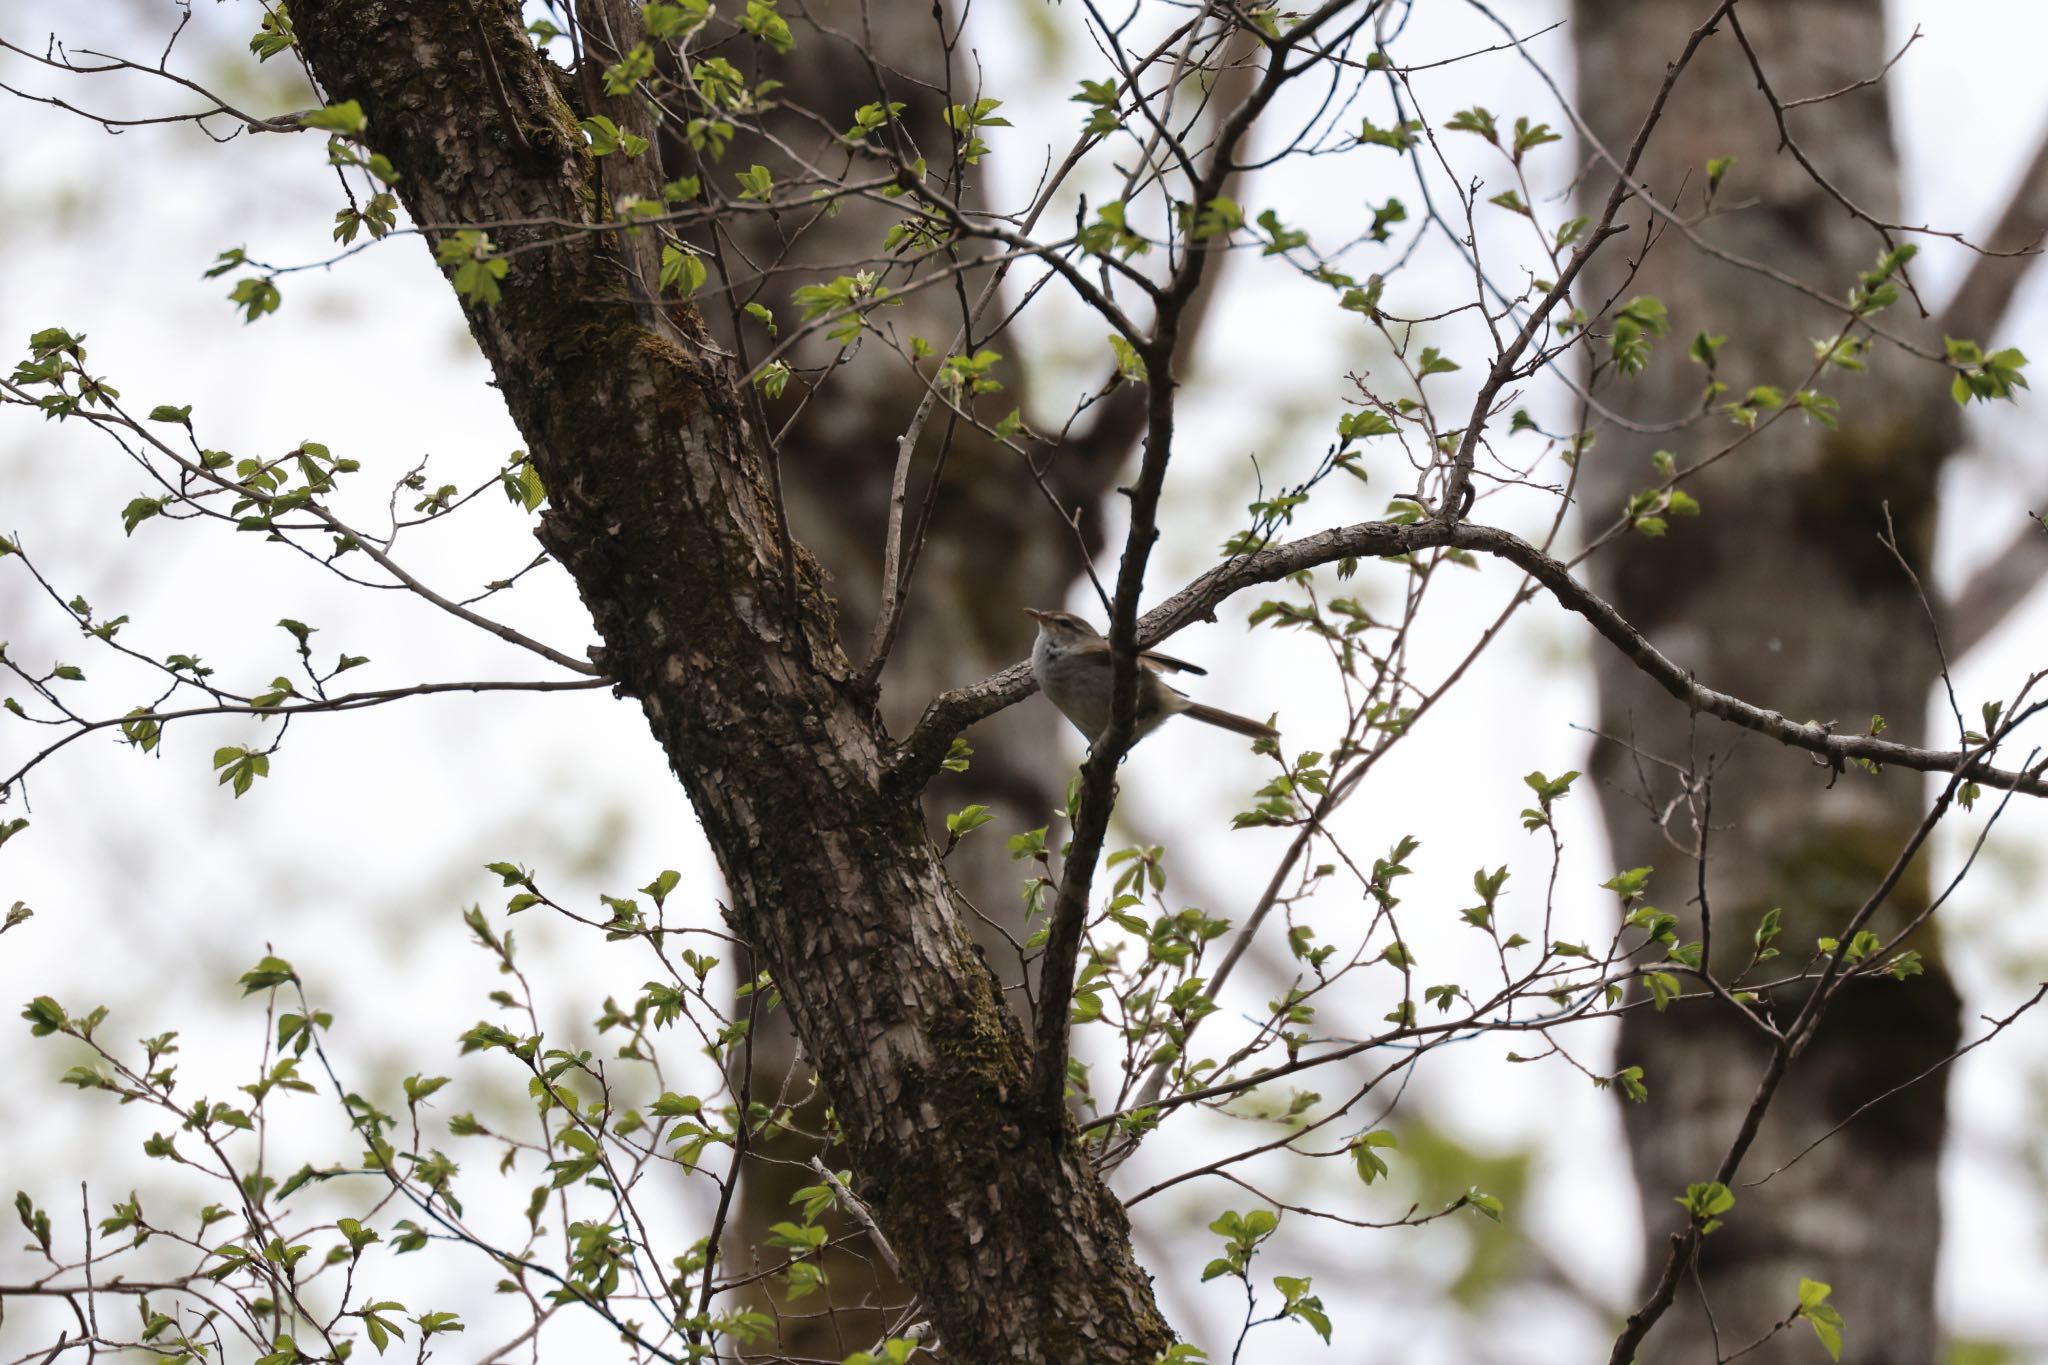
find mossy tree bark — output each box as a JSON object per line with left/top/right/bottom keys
{"left": 289, "top": 1, "right": 1173, "bottom": 1356}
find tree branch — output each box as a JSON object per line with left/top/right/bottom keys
{"left": 1029, "top": 0, "right": 1373, "bottom": 1135}
{"left": 1, "top": 678, "right": 612, "bottom": 795}
{"left": 1441, "top": 0, "right": 1737, "bottom": 515}
{"left": 1949, "top": 508, "right": 2048, "bottom": 661}
{"left": 1940, "top": 116, "right": 2048, "bottom": 342}
{"left": 893, "top": 516, "right": 2048, "bottom": 798}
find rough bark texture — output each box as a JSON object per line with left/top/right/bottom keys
{"left": 1572, "top": 2, "right": 1963, "bottom": 1358}
{"left": 287, "top": 3, "right": 1173, "bottom": 1357}
{"left": 623, "top": 6, "right": 1134, "bottom": 1341}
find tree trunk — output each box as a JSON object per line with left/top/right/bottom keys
{"left": 1572, "top": 3, "right": 1962, "bottom": 1358}
{"left": 287, "top": 3, "right": 1173, "bottom": 1356}
{"left": 609, "top": 4, "right": 1139, "bottom": 1342}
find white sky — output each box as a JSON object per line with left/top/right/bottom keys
{"left": 1, "top": 2, "right": 2044, "bottom": 1361}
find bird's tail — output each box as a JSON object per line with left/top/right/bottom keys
{"left": 1180, "top": 702, "right": 1278, "bottom": 741}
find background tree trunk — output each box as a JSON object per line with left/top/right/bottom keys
{"left": 1572, "top": 3, "right": 1965, "bottom": 1358}
{"left": 607, "top": 5, "right": 1146, "bottom": 1345}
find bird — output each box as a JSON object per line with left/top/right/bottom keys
{"left": 1023, "top": 607, "right": 1278, "bottom": 747}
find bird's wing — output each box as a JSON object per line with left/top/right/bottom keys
{"left": 1139, "top": 649, "right": 1206, "bottom": 676}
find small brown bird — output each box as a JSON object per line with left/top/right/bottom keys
{"left": 1024, "top": 608, "right": 1278, "bottom": 746}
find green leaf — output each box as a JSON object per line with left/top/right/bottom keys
{"left": 1358, "top": 117, "right": 1423, "bottom": 151}
{"left": 1611, "top": 292, "right": 1669, "bottom": 357}
{"left": 1601, "top": 866, "right": 1652, "bottom": 901}
{"left": 1072, "top": 77, "right": 1119, "bottom": 109}
{"left": 603, "top": 42, "right": 657, "bottom": 94}
{"left": 22, "top": 997, "right": 69, "bottom": 1037}
{"left": 1946, "top": 337, "right": 2030, "bottom": 405}
{"left": 1337, "top": 409, "right": 1397, "bottom": 440}
{"left": 1795, "top": 1278, "right": 1845, "bottom": 1361}
{"left": 1108, "top": 334, "right": 1148, "bottom": 383}
{"left": 642, "top": 2, "right": 708, "bottom": 38}
{"left": 1793, "top": 389, "right": 1840, "bottom": 429}
{"left": 944, "top": 97, "right": 1011, "bottom": 133}
{"left": 579, "top": 115, "right": 649, "bottom": 158}
{"left": 228, "top": 277, "right": 282, "bottom": 323}
{"left": 1463, "top": 1188, "right": 1504, "bottom": 1222}
{"left": 1339, "top": 277, "right": 1387, "bottom": 319}
{"left": 692, "top": 57, "right": 747, "bottom": 111}
{"left": 416, "top": 1311, "right": 464, "bottom": 1337}
{"left": 734, "top": 0, "right": 794, "bottom": 52}
{"left": 435, "top": 231, "right": 509, "bottom": 306}
{"left": 299, "top": 100, "right": 367, "bottom": 135}
{"left": 1256, "top": 208, "right": 1309, "bottom": 256}
{"left": 211, "top": 746, "right": 272, "bottom": 798}
{"left": 1444, "top": 107, "right": 1498, "bottom": 144}
{"left": 846, "top": 99, "right": 907, "bottom": 140}
{"left": 239, "top": 955, "right": 298, "bottom": 994}
{"left": 1273, "top": 1275, "right": 1332, "bottom": 1343}
{"left": 338, "top": 1217, "right": 380, "bottom": 1254}
{"left": 1487, "top": 188, "right": 1530, "bottom": 218}
{"left": 1349, "top": 1129, "right": 1397, "bottom": 1185}
{"left": 1676, "top": 1180, "right": 1734, "bottom": 1234}
{"left": 944, "top": 804, "right": 994, "bottom": 840}
{"left": 659, "top": 245, "right": 708, "bottom": 296}
{"left": 1523, "top": 769, "right": 1578, "bottom": 802}
{"left": 1416, "top": 346, "right": 1459, "bottom": 378}
{"left": 121, "top": 496, "right": 169, "bottom": 535}
{"left": 500, "top": 457, "right": 545, "bottom": 513}
{"left": 1077, "top": 201, "right": 1150, "bottom": 259}
{"left": 249, "top": 9, "right": 296, "bottom": 60}
{"left": 1642, "top": 971, "right": 1681, "bottom": 1011}
{"left": 1191, "top": 196, "right": 1243, "bottom": 241}
{"left": 402, "top": 1074, "right": 450, "bottom": 1104}
{"left": 1367, "top": 196, "right": 1407, "bottom": 243}
{"left": 1512, "top": 117, "right": 1561, "bottom": 160}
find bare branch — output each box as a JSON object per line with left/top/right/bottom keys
{"left": 1949, "top": 509, "right": 2048, "bottom": 660}
{"left": 1441, "top": 0, "right": 1738, "bottom": 514}
{"left": 1941, "top": 118, "right": 2048, "bottom": 342}
{"left": 893, "top": 515, "right": 2048, "bottom": 798}
{"left": 2, "top": 678, "right": 612, "bottom": 796}
{"left": 1743, "top": 983, "right": 2048, "bottom": 1188}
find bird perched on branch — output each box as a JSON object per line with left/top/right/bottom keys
{"left": 1024, "top": 607, "right": 1278, "bottom": 747}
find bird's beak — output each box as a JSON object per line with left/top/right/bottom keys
{"left": 1022, "top": 608, "right": 1049, "bottom": 623}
